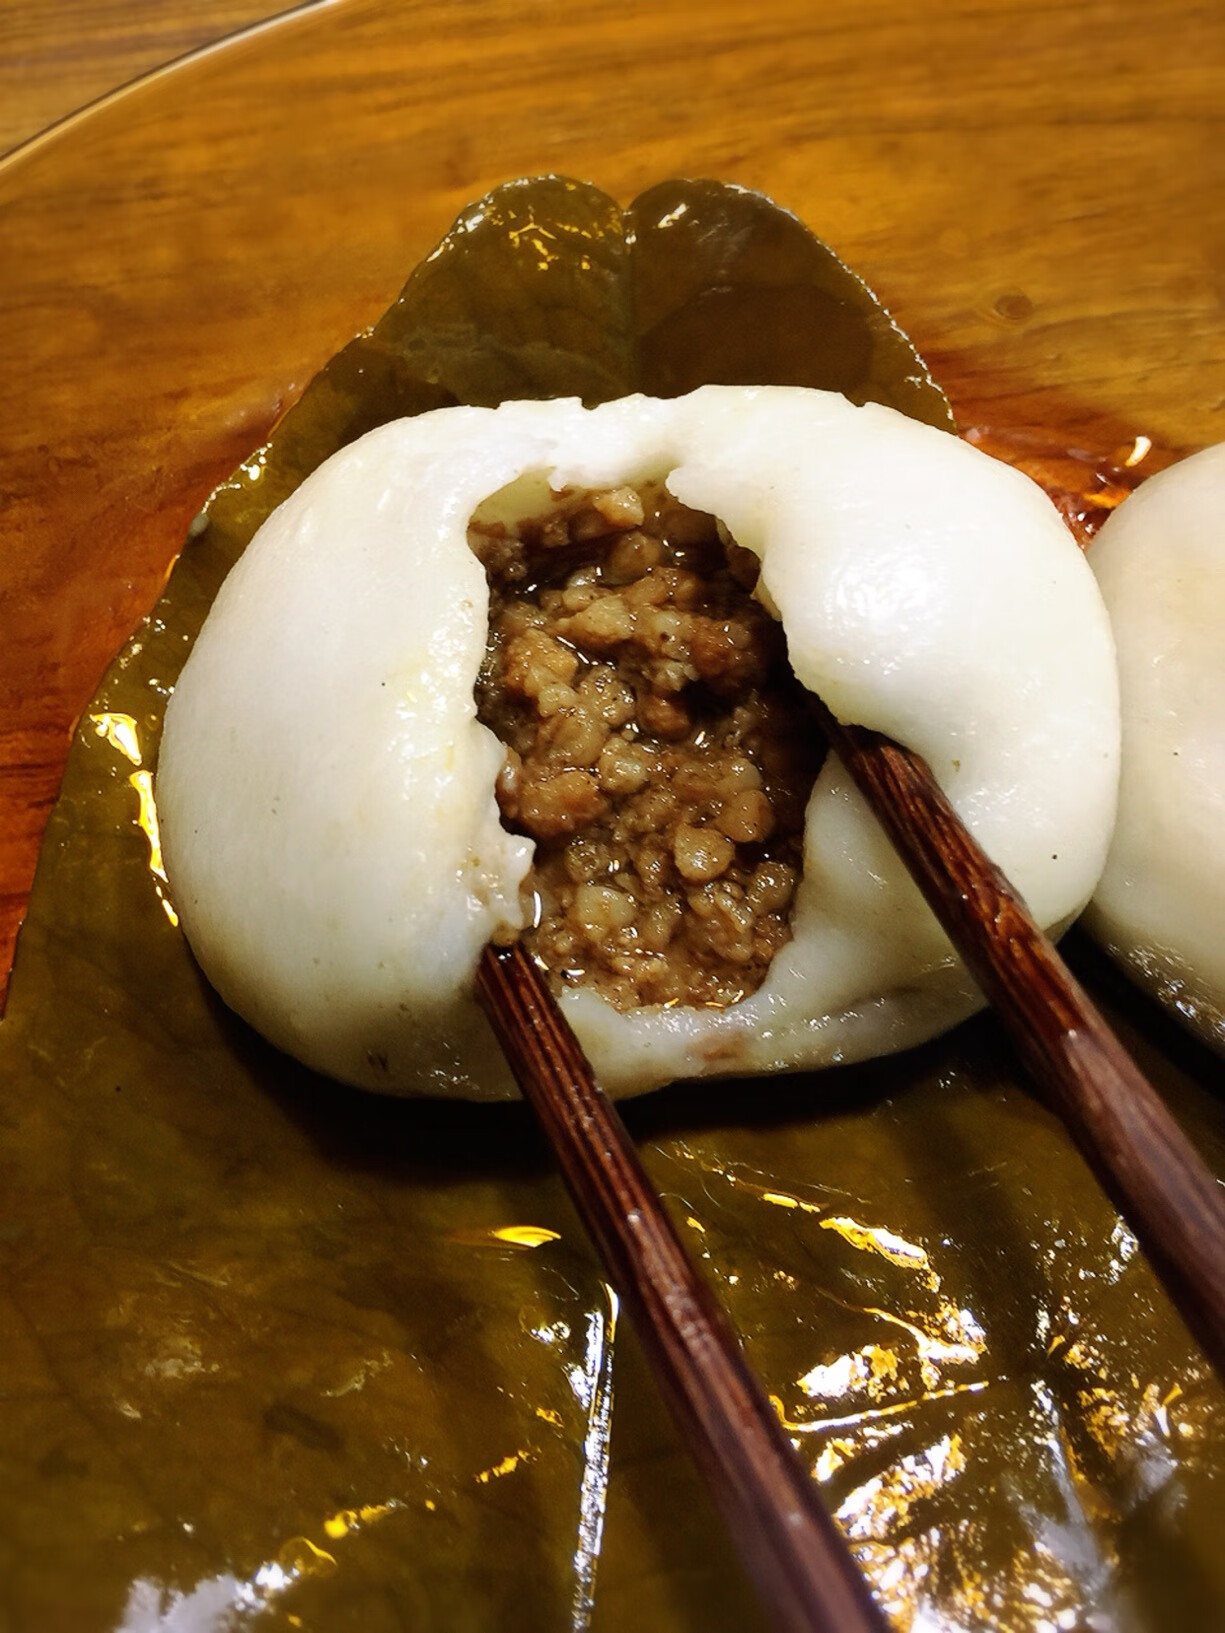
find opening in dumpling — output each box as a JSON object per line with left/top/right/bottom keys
{"left": 469, "top": 477, "right": 826, "bottom": 1011}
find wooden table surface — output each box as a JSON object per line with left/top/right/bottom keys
{"left": 0, "top": 1, "right": 299, "bottom": 157}
{"left": 1, "top": 0, "right": 1223, "bottom": 992}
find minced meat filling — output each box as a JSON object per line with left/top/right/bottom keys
{"left": 470, "top": 481, "right": 825, "bottom": 1010}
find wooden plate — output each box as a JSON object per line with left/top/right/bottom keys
{"left": 1, "top": 4, "right": 1222, "bottom": 1629}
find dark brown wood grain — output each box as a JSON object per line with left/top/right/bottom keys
{"left": 475, "top": 942, "right": 888, "bottom": 1633}
{"left": 811, "top": 697, "right": 1225, "bottom": 1381}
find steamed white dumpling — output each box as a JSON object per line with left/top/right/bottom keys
{"left": 1083, "top": 442, "right": 1225, "bottom": 1053}
{"left": 156, "top": 387, "right": 1119, "bottom": 1099}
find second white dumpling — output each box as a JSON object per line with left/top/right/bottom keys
{"left": 1084, "top": 442, "right": 1225, "bottom": 1054}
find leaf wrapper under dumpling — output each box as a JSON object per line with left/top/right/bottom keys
{"left": 205, "top": 174, "right": 951, "bottom": 562}
{"left": 1, "top": 178, "right": 1221, "bottom": 1633}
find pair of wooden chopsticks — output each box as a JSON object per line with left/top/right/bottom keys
{"left": 476, "top": 704, "right": 1225, "bottom": 1633}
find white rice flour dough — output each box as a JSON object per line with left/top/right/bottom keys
{"left": 1083, "top": 442, "right": 1225, "bottom": 1053}
{"left": 156, "top": 388, "right": 1119, "bottom": 1099}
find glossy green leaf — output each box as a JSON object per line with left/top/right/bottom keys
{"left": 1, "top": 178, "right": 1220, "bottom": 1633}
{"left": 627, "top": 178, "right": 952, "bottom": 424}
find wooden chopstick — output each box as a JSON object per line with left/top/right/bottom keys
{"left": 476, "top": 941, "right": 888, "bottom": 1633}
{"left": 809, "top": 695, "right": 1225, "bottom": 1380}
{"left": 476, "top": 683, "right": 1224, "bottom": 1623}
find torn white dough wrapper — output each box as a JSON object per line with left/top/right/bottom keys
{"left": 156, "top": 387, "right": 1120, "bottom": 1099}
{"left": 1083, "top": 441, "right": 1225, "bottom": 1054}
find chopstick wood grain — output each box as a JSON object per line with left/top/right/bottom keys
{"left": 476, "top": 941, "right": 888, "bottom": 1633}
{"left": 810, "top": 695, "right": 1225, "bottom": 1381}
